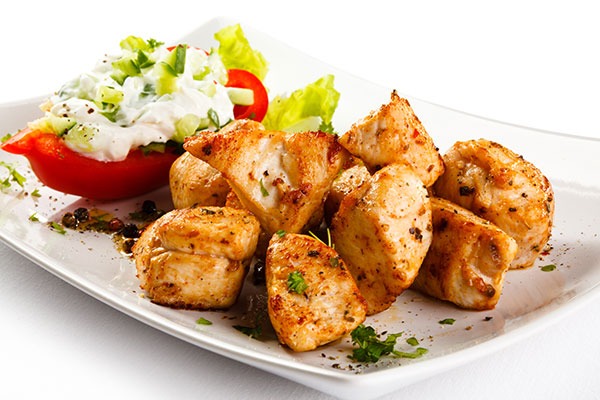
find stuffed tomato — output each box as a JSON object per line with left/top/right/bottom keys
{"left": 2, "top": 30, "right": 268, "bottom": 200}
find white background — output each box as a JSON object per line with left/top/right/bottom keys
{"left": 1, "top": 1, "right": 599, "bottom": 399}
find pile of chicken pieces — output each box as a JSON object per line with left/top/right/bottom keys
{"left": 132, "top": 90, "right": 554, "bottom": 352}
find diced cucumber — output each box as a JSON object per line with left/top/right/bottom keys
{"left": 96, "top": 86, "right": 124, "bottom": 105}
{"left": 120, "top": 36, "right": 150, "bottom": 52}
{"left": 112, "top": 57, "right": 141, "bottom": 79}
{"left": 174, "top": 114, "right": 204, "bottom": 142}
{"left": 227, "top": 87, "right": 254, "bottom": 106}
{"left": 200, "top": 81, "right": 217, "bottom": 97}
{"left": 64, "top": 124, "right": 96, "bottom": 152}
{"left": 28, "top": 113, "right": 76, "bottom": 135}
{"left": 155, "top": 62, "right": 178, "bottom": 96}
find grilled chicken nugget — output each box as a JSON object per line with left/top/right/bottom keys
{"left": 324, "top": 160, "right": 371, "bottom": 223}
{"left": 133, "top": 206, "right": 261, "bottom": 309}
{"left": 433, "top": 139, "right": 554, "bottom": 268}
{"left": 266, "top": 233, "right": 367, "bottom": 352}
{"left": 331, "top": 163, "right": 433, "bottom": 315}
{"left": 169, "top": 151, "right": 230, "bottom": 209}
{"left": 339, "top": 91, "right": 444, "bottom": 186}
{"left": 169, "top": 119, "right": 263, "bottom": 209}
{"left": 184, "top": 128, "right": 348, "bottom": 236}
{"left": 412, "top": 197, "right": 518, "bottom": 310}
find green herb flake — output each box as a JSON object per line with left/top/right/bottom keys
{"left": 349, "top": 324, "right": 402, "bottom": 363}
{"left": 393, "top": 347, "right": 428, "bottom": 359}
{"left": 29, "top": 213, "right": 40, "bottom": 222}
{"left": 49, "top": 222, "right": 66, "bottom": 235}
{"left": 439, "top": 318, "right": 456, "bottom": 325}
{"left": 0, "top": 161, "right": 26, "bottom": 189}
{"left": 259, "top": 178, "right": 269, "bottom": 197}
{"left": 30, "top": 188, "right": 41, "bottom": 198}
{"left": 287, "top": 270, "right": 308, "bottom": 295}
{"left": 233, "top": 324, "right": 261, "bottom": 339}
{"left": 196, "top": 317, "right": 212, "bottom": 326}
{"left": 1, "top": 133, "right": 12, "bottom": 143}
{"left": 350, "top": 325, "right": 428, "bottom": 363}
{"left": 275, "top": 229, "right": 286, "bottom": 238}
{"left": 540, "top": 264, "right": 557, "bottom": 272}
{"left": 146, "top": 38, "right": 164, "bottom": 50}
{"left": 329, "top": 257, "right": 339, "bottom": 268}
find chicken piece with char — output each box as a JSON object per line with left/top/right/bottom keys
{"left": 331, "top": 163, "right": 433, "bottom": 315}
{"left": 433, "top": 139, "right": 554, "bottom": 269}
{"left": 266, "top": 232, "right": 367, "bottom": 352}
{"left": 169, "top": 119, "right": 263, "bottom": 209}
{"left": 338, "top": 91, "right": 444, "bottom": 187}
{"left": 132, "top": 206, "right": 261, "bottom": 309}
{"left": 324, "top": 158, "right": 371, "bottom": 223}
{"left": 412, "top": 197, "right": 518, "bottom": 310}
{"left": 184, "top": 127, "right": 348, "bottom": 236}
{"left": 169, "top": 151, "right": 230, "bottom": 209}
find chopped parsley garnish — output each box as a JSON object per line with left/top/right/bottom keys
{"left": 49, "top": 222, "right": 66, "bottom": 235}
{"left": 439, "top": 318, "right": 456, "bottom": 325}
{"left": 287, "top": 270, "right": 308, "bottom": 295}
{"left": 146, "top": 38, "right": 164, "bottom": 50}
{"left": 259, "top": 178, "right": 269, "bottom": 197}
{"left": 540, "top": 264, "right": 557, "bottom": 272}
{"left": 350, "top": 325, "right": 402, "bottom": 363}
{"left": 233, "top": 324, "right": 261, "bottom": 338}
{"left": 349, "top": 324, "right": 428, "bottom": 363}
{"left": 393, "top": 347, "right": 429, "bottom": 359}
{"left": 406, "top": 337, "right": 419, "bottom": 346}
{"left": 0, "top": 161, "right": 26, "bottom": 190}
{"left": 1, "top": 133, "right": 12, "bottom": 143}
{"left": 29, "top": 213, "right": 40, "bottom": 222}
{"left": 30, "top": 188, "right": 41, "bottom": 197}
{"left": 275, "top": 229, "right": 286, "bottom": 238}
{"left": 329, "top": 256, "right": 339, "bottom": 268}
{"left": 196, "top": 317, "right": 212, "bottom": 326}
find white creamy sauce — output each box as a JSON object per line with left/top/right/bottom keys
{"left": 253, "top": 138, "right": 292, "bottom": 209}
{"left": 45, "top": 43, "right": 235, "bottom": 162}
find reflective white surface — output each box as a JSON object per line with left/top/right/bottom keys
{"left": 2, "top": 2, "right": 600, "bottom": 400}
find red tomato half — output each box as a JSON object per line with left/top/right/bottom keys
{"left": 225, "top": 69, "right": 269, "bottom": 122}
{"left": 1, "top": 129, "right": 179, "bottom": 200}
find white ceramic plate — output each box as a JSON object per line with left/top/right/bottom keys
{"left": 1, "top": 17, "right": 599, "bottom": 400}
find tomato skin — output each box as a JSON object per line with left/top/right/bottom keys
{"left": 1, "top": 129, "right": 179, "bottom": 200}
{"left": 225, "top": 69, "right": 269, "bottom": 122}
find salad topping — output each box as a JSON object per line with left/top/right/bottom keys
{"left": 30, "top": 37, "right": 235, "bottom": 162}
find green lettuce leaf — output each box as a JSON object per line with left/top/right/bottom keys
{"left": 262, "top": 74, "right": 340, "bottom": 134}
{"left": 214, "top": 24, "right": 268, "bottom": 81}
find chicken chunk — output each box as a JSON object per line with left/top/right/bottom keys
{"left": 433, "top": 139, "right": 554, "bottom": 268}
{"left": 169, "top": 151, "right": 230, "bottom": 209}
{"left": 266, "top": 233, "right": 367, "bottom": 352}
{"left": 169, "top": 119, "right": 264, "bottom": 209}
{"left": 324, "top": 159, "right": 371, "bottom": 223}
{"left": 412, "top": 197, "right": 518, "bottom": 310}
{"left": 132, "top": 206, "right": 261, "bottom": 309}
{"left": 331, "top": 163, "right": 433, "bottom": 315}
{"left": 184, "top": 128, "right": 348, "bottom": 236}
{"left": 225, "top": 190, "right": 271, "bottom": 260}
{"left": 338, "top": 91, "right": 444, "bottom": 186}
